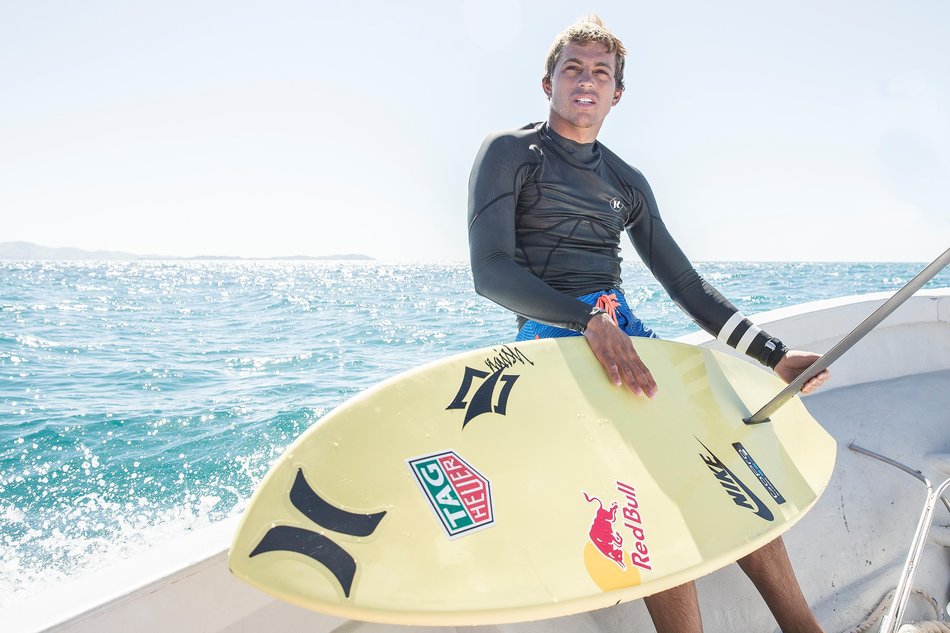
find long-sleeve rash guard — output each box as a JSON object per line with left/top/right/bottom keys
{"left": 468, "top": 122, "right": 787, "bottom": 368}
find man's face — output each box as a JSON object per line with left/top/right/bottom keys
{"left": 543, "top": 41, "right": 622, "bottom": 144}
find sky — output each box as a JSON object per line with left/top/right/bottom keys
{"left": 2, "top": 1, "right": 948, "bottom": 262}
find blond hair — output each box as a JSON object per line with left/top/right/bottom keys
{"left": 543, "top": 15, "right": 627, "bottom": 91}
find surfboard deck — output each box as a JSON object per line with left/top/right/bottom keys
{"left": 229, "top": 336, "right": 836, "bottom": 625}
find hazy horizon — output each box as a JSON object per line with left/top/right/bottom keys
{"left": 2, "top": 240, "right": 945, "bottom": 265}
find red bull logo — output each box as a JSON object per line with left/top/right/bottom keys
{"left": 582, "top": 481, "right": 652, "bottom": 591}
{"left": 583, "top": 492, "right": 626, "bottom": 569}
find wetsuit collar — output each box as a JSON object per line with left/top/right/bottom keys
{"left": 539, "top": 122, "right": 601, "bottom": 169}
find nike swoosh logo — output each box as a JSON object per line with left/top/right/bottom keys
{"left": 696, "top": 438, "right": 774, "bottom": 522}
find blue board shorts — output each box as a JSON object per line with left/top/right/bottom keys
{"left": 515, "top": 289, "right": 658, "bottom": 341}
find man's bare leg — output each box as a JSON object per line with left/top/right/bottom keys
{"left": 643, "top": 581, "right": 703, "bottom": 633}
{"left": 736, "top": 537, "right": 824, "bottom": 633}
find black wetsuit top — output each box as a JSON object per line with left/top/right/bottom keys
{"left": 468, "top": 122, "right": 787, "bottom": 368}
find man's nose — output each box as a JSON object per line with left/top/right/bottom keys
{"left": 578, "top": 69, "right": 594, "bottom": 86}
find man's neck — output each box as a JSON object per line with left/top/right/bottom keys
{"left": 547, "top": 113, "right": 601, "bottom": 144}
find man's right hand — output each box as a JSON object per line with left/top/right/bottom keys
{"left": 583, "top": 313, "right": 657, "bottom": 398}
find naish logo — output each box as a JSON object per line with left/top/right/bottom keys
{"left": 446, "top": 345, "right": 533, "bottom": 428}
{"left": 696, "top": 438, "right": 774, "bottom": 521}
{"left": 609, "top": 197, "right": 625, "bottom": 212}
{"left": 408, "top": 451, "right": 494, "bottom": 539}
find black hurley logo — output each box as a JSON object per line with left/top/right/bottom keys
{"left": 249, "top": 469, "right": 386, "bottom": 597}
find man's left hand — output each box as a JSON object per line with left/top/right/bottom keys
{"left": 774, "top": 350, "right": 830, "bottom": 395}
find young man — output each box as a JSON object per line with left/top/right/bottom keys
{"left": 468, "top": 15, "right": 828, "bottom": 633}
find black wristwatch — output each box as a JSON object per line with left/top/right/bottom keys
{"left": 759, "top": 338, "right": 789, "bottom": 369}
{"left": 581, "top": 306, "right": 608, "bottom": 332}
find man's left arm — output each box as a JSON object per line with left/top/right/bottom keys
{"left": 623, "top": 174, "right": 828, "bottom": 392}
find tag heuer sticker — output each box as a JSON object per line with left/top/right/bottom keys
{"left": 408, "top": 450, "right": 494, "bottom": 538}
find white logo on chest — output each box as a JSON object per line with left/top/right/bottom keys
{"left": 609, "top": 197, "right": 625, "bottom": 212}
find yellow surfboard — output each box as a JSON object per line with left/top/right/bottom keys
{"left": 229, "top": 337, "right": 835, "bottom": 625}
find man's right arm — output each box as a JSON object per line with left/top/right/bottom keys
{"left": 468, "top": 133, "right": 595, "bottom": 332}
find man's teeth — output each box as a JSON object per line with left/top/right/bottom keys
{"left": 577, "top": 98, "right": 593, "bottom": 104}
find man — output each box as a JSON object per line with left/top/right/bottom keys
{"left": 468, "top": 15, "right": 829, "bottom": 633}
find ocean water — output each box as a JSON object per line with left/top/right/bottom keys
{"left": 1, "top": 259, "right": 948, "bottom": 605}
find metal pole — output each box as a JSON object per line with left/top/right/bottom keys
{"left": 744, "top": 247, "right": 950, "bottom": 424}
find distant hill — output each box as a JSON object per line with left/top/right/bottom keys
{"left": 0, "top": 241, "right": 141, "bottom": 260}
{"left": 0, "top": 242, "right": 373, "bottom": 261}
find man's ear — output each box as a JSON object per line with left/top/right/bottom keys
{"left": 612, "top": 88, "right": 622, "bottom": 105}
{"left": 541, "top": 78, "right": 552, "bottom": 98}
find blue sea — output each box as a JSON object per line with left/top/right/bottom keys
{"left": 1, "top": 260, "right": 948, "bottom": 605}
